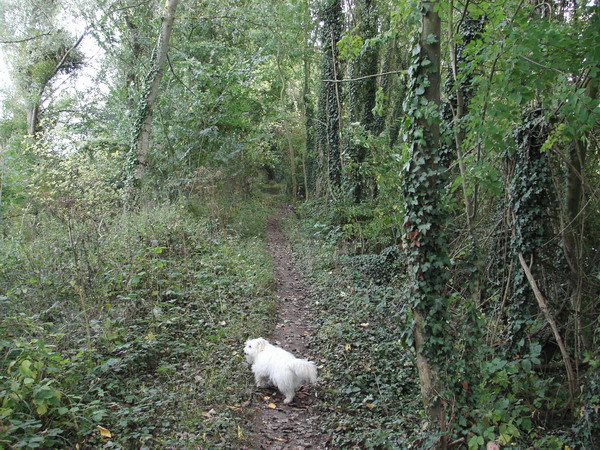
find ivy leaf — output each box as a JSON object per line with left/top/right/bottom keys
{"left": 424, "top": 33, "right": 438, "bottom": 44}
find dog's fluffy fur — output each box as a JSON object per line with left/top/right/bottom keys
{"left": 244, "top": 337, "right": 317, "bottom": 404}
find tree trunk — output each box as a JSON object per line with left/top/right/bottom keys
{"left": 402, "top": 1, "right": 448, "bottom": 447}
{"left": 347, "top": 0, "right": 378, "bottom": 203}
{"left": 131, "top": 0, "right": 179, "bottom": 186}
{"left": 26, "top": 104, "right": 40, "bottom": 137}
{"left": 123, "top": 11, "right": 144, "bottom": 112}
{"left": 563, "top": 75, "right": 597, "bottom": 359}
{"left": 318, "top": 0, "right": 343, "bottom": 196}
{"left": 301, "top": 0, "right": 312, "bottom": 200}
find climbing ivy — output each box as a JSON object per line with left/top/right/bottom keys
{"left": 400, "top": 2, "right": 453, "bottom": 446}
{"left": 316, "top": 0, "right": 343, "bottom": 195}
{"left": 507, "top": 108, "right": 555, "bottom": 350}
{"left": 401, "top": 11, "right": 451, "bottom": 360}
{"left": 344, "top": 0, "right": 379, "bottom": 203}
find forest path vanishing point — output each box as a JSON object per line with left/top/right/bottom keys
{"left": 248, "top": 205, "right": 328, "bottom": 449}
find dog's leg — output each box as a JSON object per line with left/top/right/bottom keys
{"left": 275, "top": 373, "right": 297, "bottom": 404}
{"left": 255, "top": 374, "right": 270, "bottom": 388}
{"left": 282, "top": 391, "right": 295, "bottom": 404}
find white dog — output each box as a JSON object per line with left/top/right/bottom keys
{"left": 244, "top": 337, "right": 317, "bottom": 404}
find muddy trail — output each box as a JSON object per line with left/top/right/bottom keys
{"left": 247, "top": 205, "right": 328, "bottom": 449}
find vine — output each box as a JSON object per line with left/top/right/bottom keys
{"left": 317, "top": 0, "right": 343, "bottom": 196}
{"left": 507, "top": 108, "right": 555, "bottom": 350}
{"left": 401, "top": 1, "right": 452, "bottom": 445}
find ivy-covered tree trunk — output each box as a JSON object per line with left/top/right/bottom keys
{"left": 510, "top": 108, "right": 579, "bottom": 403}
{"left": 301, "top": 0, "right": 314, "bottom": 200}
{"left": 402, "top": 1, "right": 449, "bottom": 446}
{"left": 129, "top": 0, "right": 179, "bottom": 187}
{"left": 317, "top": 0, "right": 343, "bottom": 196}
{"left": 347, "top": 0, "right": 378, "bottom": 203}
{"left": 508, "top": 109, "right": 554, "bottom": 350}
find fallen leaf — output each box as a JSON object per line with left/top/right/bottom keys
{"left": 366, "top": 403, "right": 377, "bottom": 409}
{"left": 361, "top": 322, "right": 370, "bottom": 327}
{"left": 237, "top": 425, "right": 244, "bottom": 439}
{"left": 486, "top": 443, "right": 500, "bottom": 450}
{"left": 274, "top": 437, "right": 286, "bottom": 442}
{"left": 267, "top": 403, "right": 277, "bottom": 409}
{"left": 345, "top": 344, "right": 351, "bottom": 351}
{"left": 97, "top": 426, "right": 112, "bottom": 438}
{"left": 201, "top": 412, "right": 212, "bottom": 418}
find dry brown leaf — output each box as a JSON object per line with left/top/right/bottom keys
{"left": 97, "top": 426, "right": 112, "bottom": 438}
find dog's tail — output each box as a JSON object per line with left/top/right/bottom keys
{"left": 289, "top": 359, "right": 317, "bottom": 384}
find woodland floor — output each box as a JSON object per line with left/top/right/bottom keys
{"left": 247, "top": 205, "right": 329, "bottom": 449}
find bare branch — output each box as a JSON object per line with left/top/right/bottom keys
{"left": 518, "top": 253, "right": 577, "bottom": 405}
{"left": 45, "top": 29, "right": 88, "bottom": 90}
{"left": 107, "top": 0, "right": 154, "bottom": 15}
{"left": 0, "top": 32, "right": 52, "bottom": 44}
{"left": 322, "top": 69, "right": 406, "bottom": 83}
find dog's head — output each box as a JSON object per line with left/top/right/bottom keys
{"left": 244, "top": 337, "right": 267, "bottom": 364}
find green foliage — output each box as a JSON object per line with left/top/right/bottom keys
{"left": 286, "top": 213, "right": 421, "bottom": 448}
{"left": 0, "top": 0, "right": 598, "bottom": 448}
{"left": 0, "top": 179, "right": 277, "bottom": 447}
{"left": 337, "top": 34, "right": 364, "bottom": 61}
{"left": 461, "top": 343, "right": 569, "bottom": 449}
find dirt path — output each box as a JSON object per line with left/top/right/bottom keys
{"left": 248, "top": 205, "right": 328, "bottom": 449}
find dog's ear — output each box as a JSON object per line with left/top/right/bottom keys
{"left": 256, "top": 338, "right": 267, "bottom": 353}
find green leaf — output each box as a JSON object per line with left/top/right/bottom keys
{"left": 424, "top": 33, "right": 438, "bottom": 44}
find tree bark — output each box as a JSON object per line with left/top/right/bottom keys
{"left": 131, "top": 0, "right": 179, "bottom": 185}
{"left": 348, "top": 0, "right": 378, "bottom": 203}
{"left": 26, "top": 104, "right": 40, "bottom": 137}
{"left": 403, "top": 1, "right": 448, "bottom": 447}
{"left": 318, "top": 0, "right": 343, "bottom": 196}
{"left": 301, "top": 0, "right": 312, "bottom": 200}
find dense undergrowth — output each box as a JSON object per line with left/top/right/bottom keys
{"left": 0, "top": 190, "right": 278, "bottom": 448}
{"left": 286, "top": 199, "right": 599, "bottom": 449}
{"left": 284, "top": 203, "right": 423, "bottom": 448}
